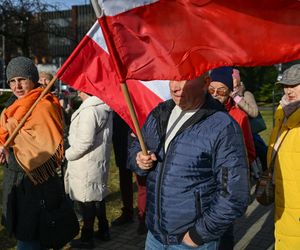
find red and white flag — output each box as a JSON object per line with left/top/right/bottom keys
{"left": 98, "top": 0, "right": 300, "bottom": 82}
{"left": 56, "top": 21, "right": 170, "bottom": 131}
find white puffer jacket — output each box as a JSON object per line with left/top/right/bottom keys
{"left": 64, "top": 96, "right": 112, "bottom": 202}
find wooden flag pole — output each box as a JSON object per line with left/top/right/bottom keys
{"left": 4, "top": 76, "right": 57, "bottom": 148}
{"left": 91, "top": 0, "right": 148, "bottom": 155}
{"left": 120, "top": 83, "right": 148, "bottom": 155}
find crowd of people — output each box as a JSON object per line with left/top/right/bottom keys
{"left": 0, "top": 55, "right": 299, "bottom": 250}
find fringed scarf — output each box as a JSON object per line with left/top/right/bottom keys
{"left": 0, "top": 88, "right": 64, "bottom": 184}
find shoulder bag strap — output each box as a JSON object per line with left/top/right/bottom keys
{"left": 268, "top": 127, "right": 290, "bottom": 175}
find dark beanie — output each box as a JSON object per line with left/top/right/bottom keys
{"left": 210, "top": 66, "right": 233, "bottom": 91}
{"left": 6, "top": 56, "right": 39, "bottom": 83}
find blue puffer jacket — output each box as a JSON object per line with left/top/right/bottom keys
{"left": 129, "top": 96, "right": 249, "bottom": 245}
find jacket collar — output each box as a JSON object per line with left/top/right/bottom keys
{"left": 277, "top": 104, "right": 300, "bottom": 129}
{"left": 153, "top": 94, "right": 226, "bottom": 139}
{"left": 79, "top": 96, "right": 105, "bottom": 109}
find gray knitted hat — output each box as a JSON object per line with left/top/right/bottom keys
{"left": 6, "top": 56, "right": 39, "bottom": 83}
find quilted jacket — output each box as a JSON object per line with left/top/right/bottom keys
{"left": 129, "top": 95, "right": 249, "bottom": 245}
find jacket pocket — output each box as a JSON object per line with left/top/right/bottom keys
{"left": 221, "top": 167, "right": 230, "bottom": 197}
{"left": 194, "top": 190, "right": 202, "bottom": 217}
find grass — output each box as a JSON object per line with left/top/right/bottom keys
{"left": 0, "top": 108, "right": 274, "bottom": 249}
{"left": 259, "top": 108, "right": 274, "bottom": 144}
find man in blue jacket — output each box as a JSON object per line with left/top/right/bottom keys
{"left": 129, "top": 71, "right": 249, "bottom": 249}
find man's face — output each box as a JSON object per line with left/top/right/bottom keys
{"left": 208, "top": 81, "right": 230, "bottom": 104}
{"left": 169, "top": 76, "right": 209, "bottom": 110}
{"left": 283, "top": 83, "right": 300, "bottom": 103}
{"left": 9, "top": 77, "right": 35, "bottom": 99}
{"left": 39, "top": 76, "right": 51, "bottom": 88}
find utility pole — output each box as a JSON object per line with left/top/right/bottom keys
{"left": 2, "top": 31, "right": 5, "bottom": 89}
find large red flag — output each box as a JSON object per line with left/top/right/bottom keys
{"left": 99, "top": 0, "right": 300, "bottom": 82}
{"left": 56, "top": 22, "right": 170, "bottom": 131}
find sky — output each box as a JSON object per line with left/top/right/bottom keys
{"left": 47, "top": 0, "right": 90, "bottom": 10}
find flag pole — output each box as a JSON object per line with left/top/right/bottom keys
{"left": 91, "top": 0, "right": 148, "bottom": 155}
{"left": 120, "top": 83, "right": 148, "bottom": 155}
{"left": 4, "top": 77, "right": 57, "bottom": 147}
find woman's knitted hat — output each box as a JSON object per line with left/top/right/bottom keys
{"left": 210, "top": 66, "right": 234, "bottom": 91}
{"left": 6, "top": 56, "right": 39, "bottom": 83}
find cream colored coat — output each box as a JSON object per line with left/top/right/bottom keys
{"left": 64, "top": 96, "right": 112, "bottom": 202}
{"left": 268, "top": 105, "right": 300, "bottom": 249}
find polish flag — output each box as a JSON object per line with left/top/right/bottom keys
{"left": 99, "top": 0, "right": 300, "bottom": 82}
{"left": 56, "top": 22, "right": 170, "bottom": 131}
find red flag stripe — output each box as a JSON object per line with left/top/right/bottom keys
{"left": 99, "top": 0, "right": 300, "bottom": 81}
{"left": 57, "top": 22, "right": 169, "bottom": 131}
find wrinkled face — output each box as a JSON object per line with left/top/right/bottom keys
{"left": 208, "top": 81, "right": 230, "bottom": 104}
{"left": 283, "top": 83, "right": 300, "bottom": 103}
{"left": 169, "top": 76, "right": 210, "bottom": 110}
{"left": 39, "top": 76, "right": 51, "bottom": 87}
{"left": 9, "top": 77, "right": 35, "bottom": 99}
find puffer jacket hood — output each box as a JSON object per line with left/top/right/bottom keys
{"left": 77, "top": 96, "right": 111, "bottom": 112}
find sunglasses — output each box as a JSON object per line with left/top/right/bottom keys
{"left": 208, "top": 86, "right": 228, "bottom": 97}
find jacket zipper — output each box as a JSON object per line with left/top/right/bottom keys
{"left": 157, "top": 125, "right": 191, "bottom": 230}
{"left": 157, "top": 145, "right": 169, "bottom": 230}
{"left": 155, "top": 107, "right": 210, "bottom": 232}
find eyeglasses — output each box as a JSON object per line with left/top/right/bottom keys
{"left": 208, "top": 86, "right": 228, "bottom": 97}
{"left": 9, "top": 77, "right": 30, "bottom": 88}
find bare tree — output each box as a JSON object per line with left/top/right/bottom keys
{"left": 0, "top": 0, "right": 72, "bottom": 60}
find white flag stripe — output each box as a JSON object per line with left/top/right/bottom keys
{"left": 87, "top": 21, "right": 171, "bottom": 101}
{"left": 87, "top": 21, "right": 108, "bottom": 53}
{"left": 98, "top": 0, "right": 159, "bottom": 16}
{"left": 141, "top": 80, "right": 170, "bottom": 101}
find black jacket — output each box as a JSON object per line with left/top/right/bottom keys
{"left": 2, "top": 159, "right": 63, "bottom": 240}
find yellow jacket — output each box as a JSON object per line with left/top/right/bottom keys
{"left": 268, "top": 105, "right": 300, "bottom": 250}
